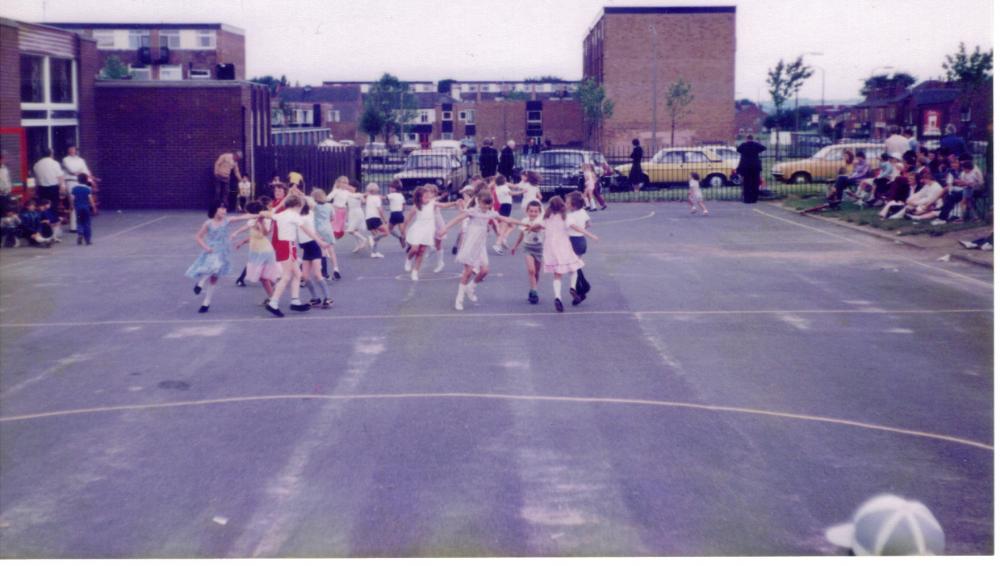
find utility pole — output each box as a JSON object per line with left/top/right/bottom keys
{"left": 650, "top": 23, "right": 658, "bottom": 150}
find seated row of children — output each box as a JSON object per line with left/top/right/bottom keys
{"left": 1, "top": 174, "right": 97, "bottom": 248}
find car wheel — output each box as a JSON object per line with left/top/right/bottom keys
{"left": 704, "top": 174, "right": 726, "bottom": 189}
{"left": 729, "top": 174, "right": 742, "bottom": 186}
{"left": 791, "top": 172, "right": 812, "bottom": 184}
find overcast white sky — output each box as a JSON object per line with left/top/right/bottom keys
{"left": 3, "top": 0, "right": 994, "bottom": 102}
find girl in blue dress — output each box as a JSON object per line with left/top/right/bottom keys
{"left": 186, "top": 201, "right": 253, "bottom": 313}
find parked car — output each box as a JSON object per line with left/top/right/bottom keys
{"left": 392, "top": 150, "right": 467, "bottom": 200}
{"left": 614, "top": 146, "right": 740, "bottom": 188}
{"left": 337, "top": 139, "right": 356, "bottom": 147}
{"left": 362, "top": 142, "right": 389, "bottom": 163}
{"left": 317, "top": 138, "right": 344, "bottom": 148}
{"left": 771, "top": 142, "right": 884, "bottom": 184}
{"left": 430, "top": 139, "right": 464, "bottom": 161}
{"left": 533, "top": 150, "right": 610, "bottom": 197}
{"left": 400, "top": 141, "right": 421, "bottom": 155}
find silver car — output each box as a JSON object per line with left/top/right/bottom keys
{"left": 392, "top": 150, "right": 467, "bottom": 200}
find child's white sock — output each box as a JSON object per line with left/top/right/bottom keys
{"left": 268, "top": 298, "right": 279, "bottom": 309}
{"left": 198, "top": 275, "right": 210, "bottom": 288}
{"left": 570, "top": 270, "right": 578, "bottom": 289}
{"left": 202, "top": 282, "right": 216, "bottom": 307}
{"left": 553, "top": 279, "right": 562, "bottom": 299}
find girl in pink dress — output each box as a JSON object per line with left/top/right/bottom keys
{"left": 541, "top": 196, "right": 598, "bottom": 312}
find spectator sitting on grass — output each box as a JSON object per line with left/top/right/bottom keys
{"left": 1, "top": 209, "right": 21, "bottom": 248}
{"left": 953, "top": 158, "right": 985, "bottom": 222}
{"left": 18, "top": 200, "right": 52, "bottom": 247}
{"left": 37, "top": 199, "right": 62, "bottom": 243}
{"left": 856, "top": 153, "right": 897, "bottom": 204}
{"left": 800, "top": 166, "right": 849, "bottom": 215}
{"left": 940, "top": 123, "right": 968, "bottom": 157}
{"left": 848, "top": 150, "right": 871, "bottom": 189}
{"left": 904, "top": 169, "right": 946, "bottom": 220}
{"left": 931, "top": 154, "right": 964, "bottom": 225}
{"left": 879, "top": 169, "right": 919, "bottom": 220}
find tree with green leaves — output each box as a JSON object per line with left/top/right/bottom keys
{"left": 250, "top": 75, "right": 289, "bottom": 95}
{"left": 576, "top": 78, "right": 614, "bottom": 148}
{"left": 664, "top": 78, "right": 694, "bottom": 146}
{"left": 437, "top": 79, "right": 456, "bottom": 94}
{"left": 943, "top": 42, "right": 993, "bottom": 126}
{"left": 363, "top": 73, "right": 418, "bottom": 144}
{"left": 766, "top": 56, "right": 813, "bottom": 157}
{"left": 860, "top": 72, "right": 916, "bottom": 98}
{"left": 360, "top": 106, "right": 385, "bottom": 142}
{"left": 99, "top": 55, "right": 130, "bottom": 80}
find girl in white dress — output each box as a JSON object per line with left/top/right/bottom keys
{"left": 345, "top": 184, "right": 369, "bottom": 253}
{"left": 437, "top": 190, "right": 526, "bottom": 310}
{"left": 512, "top": 170, "right": 543, "bottom": 213}
{"left": 402, "top": 185, "right": 438, "bottom": 281}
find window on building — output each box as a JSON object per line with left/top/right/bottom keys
{"left": 527, "top": 110, "right": 542, "bottom": 123}
{"left": 196, "top": 30, "right": 216, "bottom": 48}
{"left": 25, "top": 126, "right": 49, "bottom": 166}
{"left": 888, "top": 107, "right": 896, "bottom": 121}
{"left": 460, "top": 110, "right": 475, "bottom": 124}
{"left": 189, "top": 68, "right": 211, "bottom": 79}
{"left": 419, "top": 111, "right": 430, "bottom": 123}
{"left": 441, "top": 132, "right": 453, "bottom": 140}
{"left": 159, "top": 65, "right": 183, "bottom": 80}
{"left": 92, "top": 30, "right": 115, "bottom": 48}
{"left": 20, "top": 55, "right": 44, "bottom": 103}
{"left": 327, "top": 109, "right": 341, "bottom": 122}
{"left": 442, "top": 111, "right": 452, "bottom": 120}
{"left": 49, "top": 58, "right": 74, "bottom": 103}
{"left": 52, "top": 126, "right": 78, "bottom": 157}
{"left": 128, "top": 30, "right": 150, "bottom": 49}
{"left": 159, "top": 30, "right": 180, "bottom": 48}
{"left": 129, "top": 65, "right": 151, "bottom": 80}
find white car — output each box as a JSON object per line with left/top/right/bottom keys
{"left": 362, "top": 142, "right": 389, "bottom": 163}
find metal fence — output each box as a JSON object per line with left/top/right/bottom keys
{"left": 253, "top": 145, "right": 360, "bottom": 196}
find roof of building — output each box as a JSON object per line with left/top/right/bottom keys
{"left": 912, "top": 88, "right": 961, "bottom": 106}
{"left": 412, "top": 92, "right": 456, "bottom": 107}
{"left": 277, "top": 86, "right": 361, "bottom": 104}
{"left": 603, "top": 6, "right": 736, "bottom": 14}
{"left": 46, "top": 22, "right": 245, "bottom": 35}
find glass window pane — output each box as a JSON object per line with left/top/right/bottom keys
{"left": 160, "top": 30, "right": 180, "bottom": 48}
{"left": 26, "top": 126, "right": 49, "bottom": 167}
{"left": 128, "top": 30, "right": 149, "bottom": 48}
{"left": 50, "top": 58, "right": 73, "bottom": 103}
{"left": 20, "top": 55, "right": 44, "bottom": 102}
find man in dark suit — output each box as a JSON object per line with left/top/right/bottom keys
{"left": 499, "top": 139, "right": 516, "bottom": 179}
{"left": 479, "top": 138, "right": 499, "bottom": 177}
{"left": 736, "top": 135, "right": 766, "bottom": 203}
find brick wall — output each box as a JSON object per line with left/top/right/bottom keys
{"left": 0, "top": 20, "right": 20, "bottom": 130}
{"left": 96, "top": 83, "right": 250, "bottom": 209}
{"left": 77, "top": 36, "right": 100, "bottom": 166}
{"left": 216, "top": 29, "right": 245, "bottom": 80}
{"left": 586, "top": 9, "right": 736, "bottom": 149}
{"left": 539, "top": 100, "right": 585, "bottom": 146}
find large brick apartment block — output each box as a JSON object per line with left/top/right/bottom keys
{"left": 0, "top": 18, "right": 100, "bottom": 183}
{"left": 583, "top": 6, "right": 736, "bottom": 150}
{"left": 46, "top": 23, "right": 245, "bottom": 81}
{"left": 95, "top": 81, "right": 269, "bottom": 209}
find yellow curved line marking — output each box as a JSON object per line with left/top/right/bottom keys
{"left": 0, "top": 308, "right": 990, "bottom": 328}
{"left": 0, "top": 392, "right": 991, "bottom": 451}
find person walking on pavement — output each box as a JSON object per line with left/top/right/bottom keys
{"left": 499, "top": 139, "right": 516, "bottom": 180}
{"left": 736, "top": 134, "right": 767, "bottom": 204}
{"left": 479, "top": 139, "right": 499, "bottom": 177}
{"left": 213, "top": 150, "right": 242, "bottom": 210}
{"left": 628, "top": 138, "right": 645, "bottom": 193}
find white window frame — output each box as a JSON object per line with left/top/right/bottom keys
{"left": 129, "top": 65, "right": 151, "bottom": 80}
{"left": 159, "top": 30, "right": 181, "bottom": 49}
{"left": 196, "top": 29, "right": 216, "bottom": 49}
{"left": 327, "top": 109, "right": 341, "bottom": 122}
{"left": 159, "top": 65, "right": 183, "bottom": 80}
{"left": 189, "top": 68, "right": 211, "bottom": 79}
{"left": 128, "top": 30, "right": 150, "bottom": 49}
{"left": 460, "top": 110, "right": 475, "bottom": 124}
{"left": 92, "top": 30, "right": 115, "bottom": 49}
{"left": 441, "top": 132, "right": 454, "bottom": 140}
{"left": 21, "top": 56, "right": 77, "bottom": 110}
{"left": 419, "top": 110, "right": 430, "bottom": 123}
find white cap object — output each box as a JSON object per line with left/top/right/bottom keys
{"left": 825, "top": 494, "right": 945, "bottom": 556}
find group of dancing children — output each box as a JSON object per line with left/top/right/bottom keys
{"left": 185, "top": 173, "right": 599, "bottom": 315}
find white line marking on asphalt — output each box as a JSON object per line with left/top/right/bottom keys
{"left": 103, "top": 215, "right": 169, "bottom": 239}
{"left": 591, "top": 211, "right": 656, "bottom": 225}
{"left": 0, "top": 308, "right": 989, "bottom": 328}
{"left": 778, "top": 314, "right": 811, "bottom": 331}
{"left": 163, "top": 325, "right": 226, "bottom": 339}
{"left": 886, "top": 328, "right": 915, "bottom": 334}
{"left": 753, "top": 208, "right": 993, "bottom": 289}
{"left": 2, "top": 352, "right": 95, "bottom": 399}
{"left": 0, "top": 392, "right": 990, "bottom": 451}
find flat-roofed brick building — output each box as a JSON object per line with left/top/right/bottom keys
{"left": 583, "top": 6, "right": 736, "bottom": 149}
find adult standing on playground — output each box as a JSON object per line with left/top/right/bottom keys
{"left": 499, "top": 139, "right": 516, "bottom": 180}
{"left": 479, "top": 139, "right": 498, "bottom": 177}
{"left": 213, "top": 150, "right": 242, "bottom": 210}
{"left": 736, "top": 134, "right": 766, "bottom": 204}
{"left": 628, "top": 138, "right": 644, "bottom": 192}
{"left": 33, "top": 148, "right": 64, "bottom": 214}
{"left": 62, "top": 145, "right": 97, "bottom": 230}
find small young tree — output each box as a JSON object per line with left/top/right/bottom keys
{"left": 365, "top": 73, "right": 418, "bottom": 144}
{"left": 766, "top": 56, "right": 813, "bottom": 158}
{"left": 360, "top": 105, "right": 385, "bottom": 142}
{"left": 576, "top": 78, "right": 614, "bottom": 149}
{"left": 943, "top": 43, "right": 993, "bottom": 131}
{"left": 99, "top": 55, "right": 131, "bottom": 80}
{"left": 664, "top": 78, "right": 694, "bottom": 146}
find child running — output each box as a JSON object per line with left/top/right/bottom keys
{"left": 687, "top": 172, "right": 709, "bottom": 215}
{"left": 541, "top": 196, "right": 598, "bottom": 312}
{"left": 510, "top": 199, "right": 545, "bottom": 304}
{"left": 327, "top": 176, "right": 351, "bottom": 239}
{"left": 345, "top": 183, "right": 369, "bottom": 253}
{"left": 491, "top": 174, "right": 515, "bottom": 254}
{"left": 363, "top": 182, "right": 390, "bottom": 258}
{"left": 402, "top": 185, "right": 437, "bottom": 281}
{"left": 566, "top": 191, "right": 594, "bottom": 305}
{"left": 230, "top": 202, "right": 281, "bottom": 304}
{"left": 386, "top": 179, "right": 407, "bottom": 248}
{"left": 438, "top": 191, "right": 526, "bottom": 311}
{"left": 310, "top": 188, "right": 341, "bottom": 280}
{"left": 265, "top": 191, "right": 332, "bottom": 317}
{"left": 185, "top": 201, "right": 254, "bottom": 313}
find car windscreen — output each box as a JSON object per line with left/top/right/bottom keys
{"left": 405, "top": 155, "right": 451, "bottom": 169}
{"left": 538, "top": 153, "right": 584, "bottom": 169}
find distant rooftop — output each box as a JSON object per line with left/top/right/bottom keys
{"left": 46, "top": 22, "right": 245, "bottom": 35}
